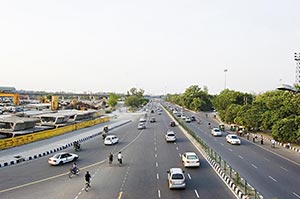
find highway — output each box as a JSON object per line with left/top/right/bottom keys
{"left": 0, "top": 104, "right": 236, "bottom": 199}
{"left": 175, "top": 105, "right": 300, "bottom": 199}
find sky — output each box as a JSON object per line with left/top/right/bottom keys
{"left": 1, "top": 0, "right": 300, "bottom": 95}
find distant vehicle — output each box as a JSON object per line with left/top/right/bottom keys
{"left": 157, "top": 111, "right": 162, "bottom": 115}
{"left": 138, "top": 122, "right": 146, "bottom": 130}
{"left": 182, "top": 152, "right": 200, "bottom": 167}
{"left": 48, "top": 152, "right": 79, "bottom": 166}
{"left": 226, "top": 134, "right": 241, "bottom": 145}
{"left": 191, "top": 116, "right": 196, "bottom": 121}
{"left": 104, "top": 135, "right": 119, "bottom": 145}
{"left": 211, "top": 128, "right": 222, "bottom": 137}
{"left": 185, "top": 117, "right": 191, "bottom": 123}
{"left": 150, "top": 117, "right": 156, "bottom": 123}
{"left": 165, "top": 130, "right": 176, "bottom": 142}
{"left": 167, "top": 168, "right": 186, "bottom": 189}
{"left": 169, "top": 121, "right": 176, "bottom": 127}
{"left": 151, "top": 110, "right": 155, "bottom": 113}
{"left": 139, "top": 118, "right": 146, "bottom": 122}
{"left": 181, "top": 115, "right": 186, "bottom": 120}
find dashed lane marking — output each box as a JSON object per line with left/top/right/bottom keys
{"left": 158, "top": 190, "right": 161, "bottom": 198}
{"left": 176, "top": 147, "right": 179, "bottom": 150}
{"left": 238, "top": 155, "right": 244, "bottom": 159}
{"left": 228, "top": 148, "right": 233, "bottom": 152}
{"left": 157, "top": 173, "right": 160, "bottom": 180}
{"left": 293, "top": 192, "right": 300, "bottom": 199}
{"left": 268, "top": 176, "right": 278, "bottom": 182}
{"left": 194, "top": 189, "right": 200, "bottom": 198}
{"left": 221, "top": 143, "right": 224, "bottom": 146}
{"left": 179, "top": 153, "right": 181, "bottom": 158}
{"left": 264, "top": 158, "right": 270, "bottom": 162}
{"left": 251, "top": 164, "right": 258, "bottom": 169}
{"left": 188, "top": 173, "right": 191, "bottom": 180}
{"left": 156, "top": 162, "right": 159, "bottom": 167}
{"left": 155, "top": 154, "right": 157, "bottom": 158}
{"left": 280, "top": 166, "right": 288, "bottom": 172}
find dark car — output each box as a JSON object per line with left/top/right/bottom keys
{"left": 170, "top": 121, "right": 176, "bottom": 127}
{"left": 191, "top": 116, "right": 196, "bottom": 121}
{"left": 150, "top": 117, "right": 156, "bottom": 123}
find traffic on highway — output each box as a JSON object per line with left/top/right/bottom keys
{"left": 0, "top": 102, "right": 236, "bottom": 199}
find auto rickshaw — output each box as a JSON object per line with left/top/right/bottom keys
{"left": 237, "top": 126, "right": 245, "bottom": 137}
{"left": 219, "top": 124, "right": 225, "bottom": 131}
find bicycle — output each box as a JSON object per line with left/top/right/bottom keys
{"left": 85, "top": 180, "right": 91, "bottom": 192}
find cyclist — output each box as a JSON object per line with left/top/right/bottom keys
{"left": 108, "top": 152, "right": 113, "bottom": 166}
{"left": 85, "top": 171, "right": 91, "bottom": 188}
{"left": 117, "top": 152, "right": 123, "bottom": 165}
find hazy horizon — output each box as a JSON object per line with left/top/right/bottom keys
{"left": 1, "top": 0, "right": 299, "bottom": 95}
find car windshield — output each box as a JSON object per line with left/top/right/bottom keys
{"left": 168, "top": 133, "right": 175, "bottom": 136}
{"left": 53, "top": 154, "right": 62, "bottom": 158}
{"left": 231, "top": 135, "right": 238, "bottom": 139}
{"left": 214, "top": 129, "right": 220, "bottom": 132}
{"left": 172, "top": 174, "right": 184, "bottom": 179}
{"left": 187, "top": 155, "right": 198, "bottom": 160}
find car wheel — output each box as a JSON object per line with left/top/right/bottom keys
{"left": 59, "top": 161, "right": 63, "bottom": 165}
{"left": 74, "top": 157, "right": 78, "bottom": 161}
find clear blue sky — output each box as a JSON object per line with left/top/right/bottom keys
{"left": 1, "top": 0, "right": 299, "bottom": 95}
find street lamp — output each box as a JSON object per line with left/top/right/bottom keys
{"left": 295, "top": 53, "right": 300, "bottom": 85}
{"left": 224, "top": 69, "right": 228, "bottom": 90}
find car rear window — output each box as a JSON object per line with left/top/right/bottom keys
{"left": 172, "top": 174, "right": 184, "bottom": 179}
{"left": 168, "top": 133, "right": 175, "bottom": 136}
{"left": 187, "top": 155, "right": 198, "bottom": 159}
{"left": 231, "top": 135, "right": 238, "bottom": 139}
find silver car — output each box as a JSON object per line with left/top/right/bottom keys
{"left": 167, "top": 168, "right": 186, "bottom": 189}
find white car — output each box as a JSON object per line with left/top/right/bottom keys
{"left": 139, "top": 118, "right": 146, "bottom": 122}
{"left": 182, "top": 152, "right": 200, "bottom": 167}
{"left": 138, "top": 122, "right": 146, "bottom": 130}
{"left": 226, "top": 134, "right": 241, "bottom": 145}
{"left": 185, "top": 117, "right": 191, "bottom": 123}
{"left": 167, "top": 168, "right": 186, "bottom": 189}
{"left": 48, "top": 152, "right": 79, "bottom": 166}
{"left": 211, "top": 128, "right": 222, "bottom": 137}
{"left": 165, "top": 131, "right": 176, "bottom": 142}
{"left": 104, "top": 135, "right": 119, "bottom": 145}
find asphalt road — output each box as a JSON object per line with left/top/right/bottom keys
{"left": 0, "top": 105, "right": 236, "bottom": 199}
{"left": 174, "top": 105, "right": 300, "bottom": 199}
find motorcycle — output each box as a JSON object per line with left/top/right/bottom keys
{"left": 68, "top": 167, "right": 80, "bottom": 178}
{"left": 73, "top": 142, "right": 81, "bottom": 151}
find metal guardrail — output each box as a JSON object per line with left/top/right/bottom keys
{"left": 164, "top": 106, "right": 263, "bottom": 199}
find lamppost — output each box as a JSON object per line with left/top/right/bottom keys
{"left": 295, "top": 53, "right": 300, "bottom": 85}
{"left": 224, "top": 69, "right": 228, "bottom": 90}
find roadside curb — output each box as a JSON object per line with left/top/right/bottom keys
{"left": 0, "top": 120, "right": 132, "bottom": 168}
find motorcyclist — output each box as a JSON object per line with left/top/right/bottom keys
{"left": 71, "top": 162, "right": 79, "bottom": 174}
{"left": 73, "top": 141, "right": 80, "bottom": 150}
{"left": 108, "top": 152, "right": 113, "bottom": 165}
{"left": 102, "top": 125, "right": 108, "bottom": 139}
{"left": 117, "top": 151, "right": 123, "bottom": 165}
{"left": 271, "top": 139, "right": 276, "bottom": 148}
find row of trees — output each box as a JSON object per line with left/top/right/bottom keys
{"left": 166, "top": 85, "right": 213, "bottom": 111}
{"left": 166, "top": 86, "right": 300, "bottom": 143}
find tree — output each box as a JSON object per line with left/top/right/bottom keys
{"left": 107, "top": 93, "right": 120, "bottom": 107}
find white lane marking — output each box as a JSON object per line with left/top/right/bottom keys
{"left": 179, "top": 153, "right": 181, "bottom": 157}
{"left": 268, "top": 176, "right": 278, "bottom": 182}
{"left": 228, "top": 148, "right": 233, "bottom": 152}
{"left": 293, "top": 192, "right": 300, "bottom": 198}
{"left": 155, "top": 154, "right": 157, "bottom": 158}
{"left": 156, "top": 162, "right": 159, "bottom": 167}
{"left": 221, "top": 143, "right": 224, "bottom": 146}
{"left": 251, "top": 164, "right": 258, "bottom": 169}
{"left": 155, "top": 147, "right": 157, "bottom": 151}
{"left": 280, "top": 166, "right": 288, "bottom": 172}
{"left": 214, "top": 138, "right": 218, "bottom": 142}
{"left": 157, "top": 173, "right": 160, "bottom": 180}
{"left": 158, "top": 190, "right": 161, "bottom": 198}
{"left": 188, "top": 173, "right": 192, "bottom": 180}
{"left": 174, "top": 142, "right": 177, "bottom": 145}
{"left": 238, "top": 155, "right": 244, "bottom": 159}
{"left": 154, "top": 142, "right": 156, "bottom": 145}
{"left": 264, "top": 158, "right": 270, "bottom": 162}
{"left": 194, "top": 189, "right": 200, "bottom": 198}
{"left": 176, "top": 147, "right": 179, "bottom": 150}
